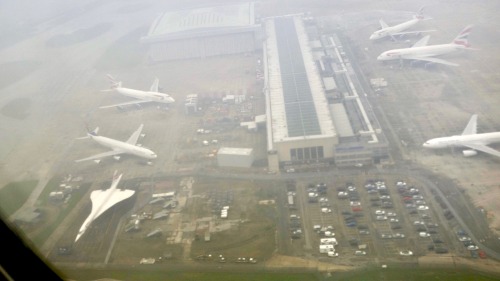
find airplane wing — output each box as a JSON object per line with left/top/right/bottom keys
{"left": 392, "top": 30, "right": 436, "bottom": 37}
{"left": 150, "top": 77, "right": 159, "bottom": 92}
{"left": 403, "top": 56, "right": 459, "bottom": 66}
{"left": 75, "top": 150, "right": 123, "bottom": 163}
{"left": 99, "top": 99, "right": 153, "bottom": 109}
{"left": 463, "top": 143, "right": 500, "bottom": 158}
{"left": 90, "top": 189, "right": 136, "bottom": 219}
{"left": 126, "top": 124, "right": 144, "bottom": 145}
{"left": 461, "top": 114, "right": 478, "bottom": 135}
{"left": 411, "top": 35, "right": 430, "bottom": 48}
{"left": 379, "top": 19, "right": 389, "bottom": 29}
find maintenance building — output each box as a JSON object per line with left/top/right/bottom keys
{"left": 141, "top": 2, "right": 261, "bottom": 61}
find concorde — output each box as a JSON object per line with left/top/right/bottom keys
{"left": 369, "top": 7, "right": 434, "bottom": 40}
{"left": 99, "top": 75, "right": 175, "bottom": 109}
{"left": 75, "top": 124, "right": 157, "bottom": 163}
{"left": 377, "top": 25, "right": 474, "bottom": 66}
{"left": 75, "top": 171, "right": 135, "bottom": 242}
{"left": 423, "top": 114, "right": 500, "bottom": 158}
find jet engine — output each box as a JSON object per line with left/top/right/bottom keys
{"left": 462, "top": 150, "right": 477, "bottom": 157}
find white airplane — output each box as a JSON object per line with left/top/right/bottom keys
{"left": 377, "top": 25, "right": 475, "bottom": 66}
{"left": 75, "top": 124, "right": 157, "bottom": 163}
{"left": 99, "top": 75, "right": 175, "bottom": 109}
{"left": 370, "top": 7, "right": 435, "bottom": 40}
{"left": 75, "top": 171, "right": 135, "bottom": 242}
{"left": 423, "top": 114, "right": 500, "bottom": 158}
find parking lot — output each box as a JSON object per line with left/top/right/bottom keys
{"left": 281, "top": 173, "right": 486, "bottom": 264}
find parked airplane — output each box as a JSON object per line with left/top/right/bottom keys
{"left": 423, "top": 114, "right": 500, "bottom": 158}
{"left": 75, "top": 124, "right": 157, "bottom": 163}
{"left": 75, "top": 171, "right": 135, "bottom": 242}
{"left": 377, "top": 25, "right": 475, "bottom": 66}
{"left": 99, "top": 75, "right": 175, "bottom": 109}
{"left": 369, "top": 7, "right": 435, "bottom": 40}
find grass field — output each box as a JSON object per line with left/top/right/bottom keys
{"left": 31, "top": 182, "right": 91, "bottom": 247}
{"left": 94, "top": 26, "right": 148, "bottom": 71}
{"left": 60, "top": 268, "right": 318, "bottom": 281}
{"left": 328, "top": 266, "right": 500, "bottom": 281}
{"left": 0, "top": 180, "right": 38, "bottom": 217}
{"left": 59, "top": 266, "right": 500, "bottom": 281}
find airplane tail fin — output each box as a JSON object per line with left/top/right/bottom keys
{"left": 414, "top": 6, "right": 425, "bottom": 20}
{"left": 89, "top": 127, "right": 99, "bottom": 136}
{"left": 461, "top": 114, "right": 478, "bottom": 135}
{"left": 105, "top": 74, "right": 122, "bottom": 89}
{"left": 452, "top": 25, "right": 473, "bottom": 47}
{"left": 76, "top": 127, "right": 99, "bottom": 139}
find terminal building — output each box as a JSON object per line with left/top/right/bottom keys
{"left": 141, "top": 2, "right": 261, "bottom": 62}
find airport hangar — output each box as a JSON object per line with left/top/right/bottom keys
{"left": 141, "top": 3, "right": 389, "bottom": 170}
{"left": 140, "top": 2, "right": 262, "bottom": 62}
{"left": 262, "top": 15, "right": 389, "bottom": 172}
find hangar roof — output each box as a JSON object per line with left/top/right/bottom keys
{"left": 265, "top": 16, "right": 336, "bottom": 142}
{"left": 218, "top": 147, "right": 253, "bottom": 156}
{"left": 142, "top": 2, "right": 257, "bottom": 42}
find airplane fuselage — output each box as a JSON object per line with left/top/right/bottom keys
{"left": 423, "top": 132, "right": 500, "bottom": 149}
{"left": 116, "top": 87, "right": 175, "bottom": 104}
{"left": 75, "top": 173, "right": 135, "bottom": 242}
{"left": 91, "top": 135, "right": 157, "bottom": 159}
{"left": 370, "top": 18, "right": 420, "bottom": 40}
{"left": 377, "top": 43, "right": 466, "bottom": 61}
{"left": 75, "top": 182, "right": 119, "bottom": 241}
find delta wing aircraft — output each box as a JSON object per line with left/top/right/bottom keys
{"left": 99, "top": 75, "right": 175, "bottom": 109}
{"left": 369, "top": 7, "right": 435, "bottom": 40}
{"left": 75, "top": 171, "right": 135, "bottom": 242}
{"left": 423, "top": 114, "right": 500, "bottom": 158}
{"left": 377, "top": 25, "right": 475, "bottom": 66}
{"left": 75, "top": 124, "right": 157, "bottom": 163}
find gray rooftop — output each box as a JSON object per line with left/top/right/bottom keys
{"left": 265, "top": 16, "right": 335, "bottom": 141}
{"left": 330, "top": 103, "right": 355, "bottom": 137}
{"left": 143, "top": 2, "right": 256, "bottom": 42}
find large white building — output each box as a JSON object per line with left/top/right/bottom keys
{"left": 263, "top": 15, "right": 338, "bottom": 171}
{"left": 141, "top": 2, "right": 261, "bottom": 61}
{"left": 217, "top": 147, "right": 254, "bottom": 168}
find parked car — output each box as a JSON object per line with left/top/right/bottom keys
{"left": 327, "top": 251, "right": 338, "bottom": 257}
{"left": 399, "top": 250, "right": 413, "bottom": 256}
